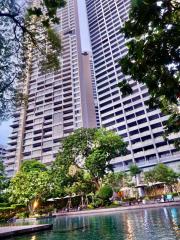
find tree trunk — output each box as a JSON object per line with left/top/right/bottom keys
{"left": 92, "top": 178, "right": 101, "bottom": 191}
{"left": 136, "top": 174, "right": 145, "bottom": 198}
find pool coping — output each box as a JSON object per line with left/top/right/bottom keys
{"left": 54, "top": 200, "right": 180, "bottom": 217}
{"left": 0, "top": 224, "right": 53, "bottom": 238}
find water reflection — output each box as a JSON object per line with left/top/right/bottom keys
{"left": 11, "top": 207, "right": 180, "bottom": 240}
{"left": 31, "top": 236, "right": 36, "bottom": 240}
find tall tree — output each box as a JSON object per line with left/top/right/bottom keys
{"left": 144, "top": 163, "right": 179, "bottom": 187}
{"left": 129, "top": 164, "right": 141, "bottom": 178}
{"left": 8, "top": 160, "right": 51, "bottom": 211}
{"left": 103, "top": 172, "right": 128, "bottom": 192}
{"left": 54, "top": 128, "right": 127, "bottom": 190}
{"left": 0, "top": 0, "right": 66, "bottom": 120}
{"left": 119, "top": 0, "right": 180, "bottom": 141}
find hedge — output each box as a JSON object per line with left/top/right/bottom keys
{"left": 0, "top": 204, "right": 27, "bottom": 222}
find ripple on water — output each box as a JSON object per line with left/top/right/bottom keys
{"left": 8, "top": 206, "right": 180, "bottom": 240}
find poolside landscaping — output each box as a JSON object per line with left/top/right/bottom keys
{"left": 0, "top": 129, "right": 180, "bottom": 224}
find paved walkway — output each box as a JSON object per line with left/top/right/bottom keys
{"left": 55, "top": 200, "right": 180, "bottom": 217}
{"left": 0, "top": 224, "right": 53, "bottom": 238}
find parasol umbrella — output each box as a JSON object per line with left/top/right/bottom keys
{"left": 54, "top": 197, "right": 62, "bottom": 200}
{"left": 47, "top": 198, "right": 55, "bottom": 202}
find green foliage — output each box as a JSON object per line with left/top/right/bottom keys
{"left": 91, "top": 198, "right": 103, "bottom": 208}
{"left": 28, "top": 0, "right": 66, "bottom": 26}
{"left": 87, "top": 204, "right": 94, "bottom": 209}
{"left": 97, "top": 185, "right": 113, "bottom": 205}
{"left": 97, "top": 185, "right": 113, "bottom": 200}
{"left": 67, "top": 171, "right": 96, "bottom": 196}
{"left": 118, "top": 80, "right": 133, "bottom": 96}
{"left": 54, "top": 128, "right": 127, "bottom": 191}
{"left": 0, "top": 203, "right": 9, "bottom": 207}
{"left": 144, "top": 170, "right": 155, "bottom": 184}
{"left": 47, "top": 28, "right": 62, "bottom": 51}
{"left": 8, "top": 160, "right": 51, "bottom": 206}
{"left": 119, "top": 0, "right": 180, "bottom": 138}
{"left": 129, "top": 164, "right": 141, "bottom": 177}
{"left": 144, "top": 163, "right": 179, "bottom": 186}
{"left": 0, "top": 161, "right": 9, "bottom": 193}
{"left": 20, "top": 159, "right": 47, "bottom": 173}
{"left": 0, "top": 0, "right": 65, "bottom": 120}
{"left": 103, "top": 172, "right": 127, "bottom": 192}
{"left": 85, "top": 149, "right": 112, "bottom": 180}
{"left": 11, "top": 204, "right": 26, "bottom": 209}
{"left": 0, "top": 204, "right": 27, "bottom": 222}
{"left": 15, "top": 212, "right": 29, "bottom": 219}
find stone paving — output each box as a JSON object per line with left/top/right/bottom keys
{"left": 0, "top": 224, "right": 53, "bottom": 238}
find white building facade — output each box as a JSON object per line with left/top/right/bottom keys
{"left": 6, "top": 0, "right": 97, "bottom": 177}
{"left": 85, "top": 0, "right": 180, "bottom": 171}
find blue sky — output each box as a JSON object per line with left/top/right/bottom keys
{"left": 0, "top": 0, "right": 91, "bottom": 145}
{"left": 0, "top": 120, "right": 12, "bottom": 145}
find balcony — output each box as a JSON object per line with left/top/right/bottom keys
{"left": 6, "top": 165, "right": 15, "bottom": 171}
{"left": 152, "top": 127, "right": 163, "bottom": 134}
{"left": 5, "top": 158, "right": 15, "bottom": 165}
{"left": 111, "top": 154, "right": 133, "bottom": 164}
{"left": 132, "top": 142, "right": 143, "bottom": 149}
{"left": 7, "top": 146, "right": 16, "bottom": 152}
{"left": 42, "top": 154, "right": 53, "bottom": 164}
{"left": 159, "top": 153, "right": 180, "bottom": 163}
{"left": 8, "top": 139, "right": 17, "bottom": 146}
{"left": 6, "top": 152, "right": 16, "bottom": 158}
{"left": 10, "top": 121, "right": 19, "bottom": 128}
{"left": 134, "top": 151, "right": 144, "bottom": 158}
{"left": 9, "top": 132, "right": 18, "bottom": 139}
{"left": 144, "top": 149, "right": 156, "bottom": 156}
{"left": 157, "top": 145, "right": 173, "bottom": 152}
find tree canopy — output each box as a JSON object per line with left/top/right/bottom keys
{"left": 54, "top": 128, "right": 127, "bottom": 190}
{"left": 19, "top": 159, "right": 47, "bottom": 173}
{"left": 0, "top": 0, "right": 66, "bottom": 120}
{"left": 8, "top": 160, "right": 51, "bottom": 207}
{"left": 144, "top": 163, "right": 179, "bottom": 186}
{"left": 119, "top": 0, "right": 180, "bottom": 139}
{"left": 103, "top": 172, "right": 130, "bottom": 192}
{"left": 129, "top": 164, "right": 141, "bottom": 177}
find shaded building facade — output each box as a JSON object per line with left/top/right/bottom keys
{"left": 6, "top": 0, "right": 97, "bottom": 177}
{"left": 85, "top": 0, "right": 180, "bottom": 171}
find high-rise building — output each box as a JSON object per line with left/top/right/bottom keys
{"left": 6, "top": 0, "right": 97, "bottom": 177}
{"left": 0, "top": 145, "right": 6, "bottom": 163}
{"left": 86, "top": 0, "right": 180, "bottom": 171}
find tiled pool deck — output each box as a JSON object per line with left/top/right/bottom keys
{"left": 0, "top": 224, "right": 53, "bottom": 238}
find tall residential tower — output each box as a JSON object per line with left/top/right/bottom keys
{"left": 6, "top": 0, "right": 97, "bottom": 177}
{"left": 86, "top": 0, "right": 180, "bottom": 171}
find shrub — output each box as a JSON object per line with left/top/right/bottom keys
{"left": 0, "top": 203, "right": 9, "bottom": 207}
{"left": 92, "top": 198, "right": 103, "bottom": 208}
{"left": 172, "top": 192, "right": 179, "bottom": 197}
{"left": 11, "top": 204, "right": 26, "bottom": 209}
{"left": 0, "top": 207, "right": 16, "bottom": 222}
{"left": 112, "top": 200, "right": 120, "bottom": 205}
{"left": 97, "top": 185, "right": 113, "bottom": 201}
{"left": 16, "top": 212, "right": 29, "bottom": 219}
{"left": 87, "top": 204, "right": 94, "bottom": 209}
{"left": 0, "top": 204, "right": 28, "bottom": 222}
{"left": 0, "top": 207, "right": 15, "bottom": 212}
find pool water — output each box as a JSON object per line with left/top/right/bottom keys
{"left": 8, "top": 207, "right": 180, "bottom": 240}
